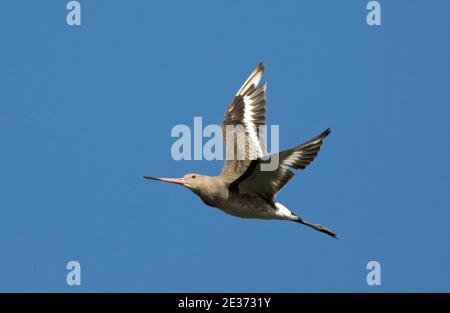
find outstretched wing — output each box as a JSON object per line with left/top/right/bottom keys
{"left": 230, "top": 129, "right": 331, "bottom": 202}
{"left": 220, "top": 63, "right": 267, "bottom": 181}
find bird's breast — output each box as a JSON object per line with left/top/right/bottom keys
{"left": 218, "top": 194, "right": 278, "bottom": 219}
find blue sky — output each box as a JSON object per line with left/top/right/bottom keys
{"left": 1, "top": 0, "right": 449, "bottom": 292}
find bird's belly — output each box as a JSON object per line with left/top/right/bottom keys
{"left": 218, "top": 197, "right": 279, "bottom": 220}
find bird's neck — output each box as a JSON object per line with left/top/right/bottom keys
{"left": 196, "top": 177, "right": 228, "bottom": 208}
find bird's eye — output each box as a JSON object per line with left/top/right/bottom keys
{"left": 191, "top": 175, "right": 196, "bottom": 179}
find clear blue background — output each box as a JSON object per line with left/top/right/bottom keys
{"left": 1, "top": 0, "right": 449, "bottom": 292}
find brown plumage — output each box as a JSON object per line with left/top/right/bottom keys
{"left": 221, "top": 63, "right": 267, "bottom": 180}
{"left": 145, "top": 63, "right": 337, "bottom": 239}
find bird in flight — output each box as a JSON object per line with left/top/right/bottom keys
{"left": 145, "top": 63, "right": 337, "bottom": 238}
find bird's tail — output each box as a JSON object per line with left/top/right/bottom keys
{"left": 293, "top": 215, "right": 338, "bottom": 239}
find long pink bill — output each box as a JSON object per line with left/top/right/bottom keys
{"left": 143, "top": 176, "right": 185, "bottom": 185}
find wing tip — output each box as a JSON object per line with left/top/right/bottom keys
{"left": 309, "top": 128, "right": 331, "bottom": 144}
{"left": 314, "top": 128, "right": 331, "bottom": 142}
{"left": 236, "top": 62, "right": 266, "bottom": 96}
{"left": 256, "top": 62, "right": 265, "bottom": 72}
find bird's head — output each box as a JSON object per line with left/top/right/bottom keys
{"left": 181, "top": 173, "right": 207, "bottom": 192}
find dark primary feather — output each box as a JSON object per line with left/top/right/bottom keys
{"left": 220, "top": 63, "right": 267, "bottom": 181}
{"left": 230, "top": 128, "right": 331, "bottom": 202}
